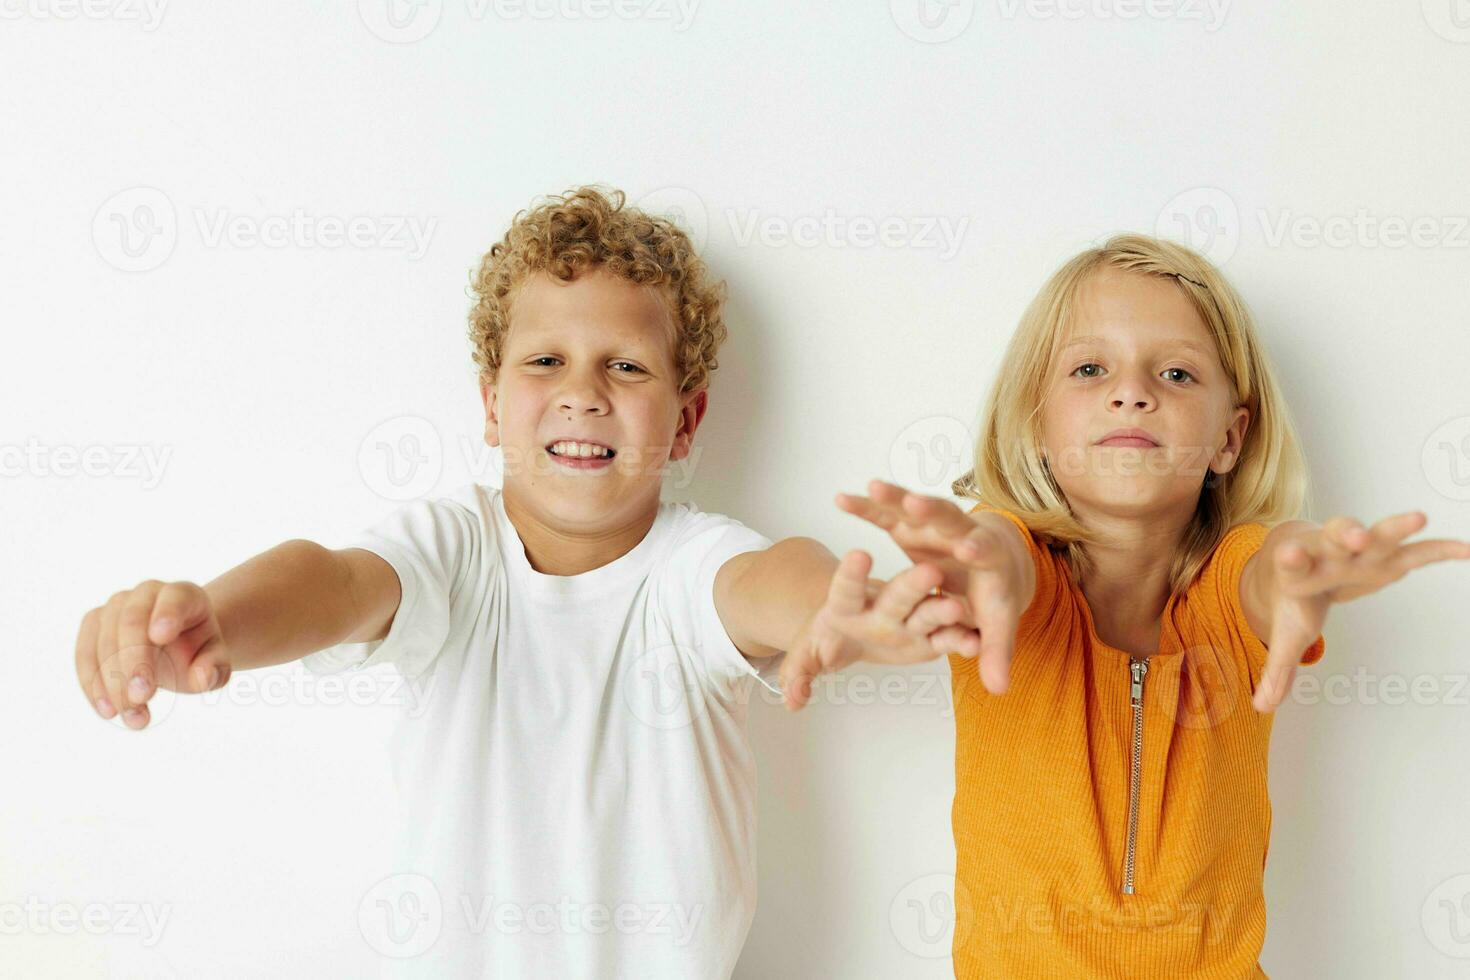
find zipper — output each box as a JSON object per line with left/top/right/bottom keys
{"left": 1121, "top": 655, "right": 1150, "bottom": 895}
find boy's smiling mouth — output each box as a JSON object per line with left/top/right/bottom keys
{"left": 545, "top": 439, "right": 618, "bottom": 470}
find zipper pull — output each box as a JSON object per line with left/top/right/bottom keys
{"left": 1130, "top": 657, "right": 1149, "bottom": 705}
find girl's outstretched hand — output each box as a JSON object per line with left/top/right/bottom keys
{"left": 835, "top": 480, "right": 1034, "bottom": 695}
{"left": 1253, "top": 511, "right": 1470, "bottom": 712}
{"left": 778, "top": 551, "right": 970, "bottom": 712}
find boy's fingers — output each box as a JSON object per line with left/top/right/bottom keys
{"left": 94, "top": 597, "right": 128, "bottom": 717}
{"left": 179, "top": 636, "right": 231, "bottom": 693}
{"left": 148, "top": 582, "right": 208, "bottom": 646}
{"left": 871, "top": 563, "right": 944, "bottom": 623}
{"left": 826, "top": 551, "right": 873, "bottom": 618}
{"left": 74, "top": 608, "right": 114, "bottom": 719}
{"left": 116, "top": 582, "right": 165, "bottom": 706}
{"left": 779, "top": 648, "right": 819, "bottom": 712}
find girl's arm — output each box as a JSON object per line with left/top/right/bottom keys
{"left": 1242, "top": 512, "right": 1470, "bottom": 712}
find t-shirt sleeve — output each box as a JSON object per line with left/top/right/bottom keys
{"left": 657, "top": 512, "right": 782, "bottom": 696}
{"left": 1197, "top": 522, "right": 1326, "bottom": 680}
{"left": 300, "top": 495, "right": 478, "bottom": 679}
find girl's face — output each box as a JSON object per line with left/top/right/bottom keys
{"left": 1039, "top": 269, "right": 1249, "bottom": 522}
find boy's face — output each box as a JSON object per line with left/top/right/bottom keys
{"left": 481, "top": 266, "right": 707, "bottom": 532}
{"left": 1039, "top": 269, "right": 1249, "bottom": 521}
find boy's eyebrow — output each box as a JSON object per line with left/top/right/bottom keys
{"left": 1061, "top": 335, "right": 1215, "bottom": 358}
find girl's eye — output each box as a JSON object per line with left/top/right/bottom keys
{"left": 1069, "top": 363, "right": 1196, "bottom": 384}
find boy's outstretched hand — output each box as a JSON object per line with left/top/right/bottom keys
{"left": 75, "top": 580, "right": 232, "bottom": 730}
{"left": 1251, "top": 511, "right": 1470, "bottom": 713}
{"left": 778, "top": 552, "right": 971, "bottom": 711}
{"left": 835, "top": 480, "right": 1034, "bottom": 696}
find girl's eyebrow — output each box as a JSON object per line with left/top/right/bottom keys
{"left": 1061, "top": 335, "right": 1215, "bottom": 358}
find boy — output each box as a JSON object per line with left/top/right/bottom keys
{"left": 73, "top": 186, "right": 968, "bottom": 978}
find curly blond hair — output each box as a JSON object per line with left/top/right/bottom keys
{"left": 468, "top": 186, "right": 727, "bottom": 392}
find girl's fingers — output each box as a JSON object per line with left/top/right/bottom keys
{"left": 871, "top": 563, "right": 944, "bottom": 624}
{"left": 899, "top": 492, "right": 972, "bottom": 533}
{"left": 835, "top": 493, "right": 902, "bottom": 532}
{"left": 903, "top": 595, "right": 966, "bottom": 636}
{"left": 1367, "top": 510, "right": 1429, "bottom": 546}
{"left": 1388, "top": 537, "right": 1470, "bottom": 575}
{"left": 928, "top": 625, "right": 984, "bottom": 658}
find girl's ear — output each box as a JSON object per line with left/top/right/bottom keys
{"left": 1211, "top": 405, "right": 1251, "bottom": 475}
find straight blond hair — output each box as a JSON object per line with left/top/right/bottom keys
{"left": 951, "top": 233, "right": 1314, "bottom": 596}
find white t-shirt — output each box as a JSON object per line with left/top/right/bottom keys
{"left": 302, "top": 483, "right": 780, "bottom": 979}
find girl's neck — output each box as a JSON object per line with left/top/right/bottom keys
{"left": 1073, "top": 505, "right": 1191, "bottom": 648}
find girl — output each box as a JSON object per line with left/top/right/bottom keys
{"left": 788, "top": 234, "right": 1470, "bottom": 977}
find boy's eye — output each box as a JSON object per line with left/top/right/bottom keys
{"left": 529, "top": 357, "right": 560, "bottom": 367}
{"left": 610, "top": 361, "right": 644, "bottom": 374}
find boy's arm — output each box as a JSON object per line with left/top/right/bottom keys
{"left": 713, "top": 537, "right": 837, "bottom": 660}
{"left": 205, "top": 540, "right": 401, "bottom": 670}
{"left": 74, "top": 539, "right": 401, "bottom": 730}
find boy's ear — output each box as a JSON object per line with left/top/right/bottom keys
{"left": 670, "top": 388, "right": 709, "bottom": 462}
{"left": 480, "top": 379, "right": 501, "bottom": 448}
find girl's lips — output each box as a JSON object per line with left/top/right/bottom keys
{"left": 1096, "top": 437, "right": 1160, "bottom": 448}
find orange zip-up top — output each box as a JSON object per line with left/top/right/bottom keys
{"left": 950, "top": 504, "right": 1325, "bottom": 979}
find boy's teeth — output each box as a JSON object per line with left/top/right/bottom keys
{"left": 551, "top": 441, "right": 611, "bottom": 458}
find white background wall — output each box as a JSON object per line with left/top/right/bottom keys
{"left": 5, "top": 1, "right": 1470, "bottom": 976}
